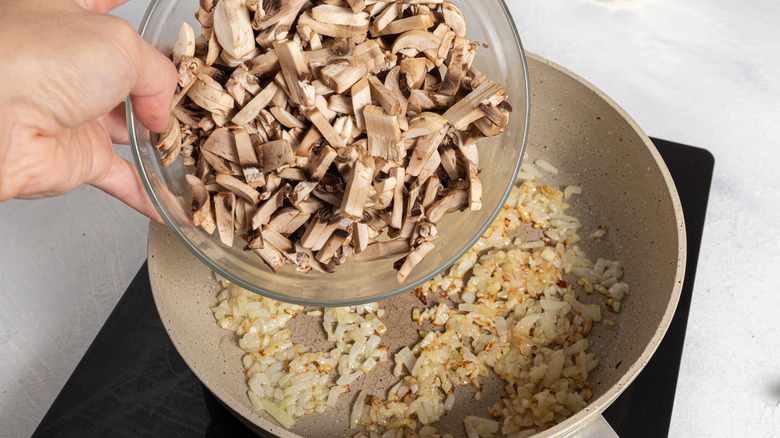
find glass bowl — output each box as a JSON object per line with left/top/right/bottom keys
{"left": 129, "top": 0, "right": 530, "bottom": 306}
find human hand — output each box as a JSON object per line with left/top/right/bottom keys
{"left": 0, "top": 0, "right": 177, "bottom": 222}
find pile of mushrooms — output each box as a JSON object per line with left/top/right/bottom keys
{"left": 156, "top": 0, "right": 511, "bottom": 284}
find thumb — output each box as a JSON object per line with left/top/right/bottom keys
{"left": 91, "top": 150, "right": 163, "bottom": 223}
{"left": 127, "top": 32, "right": 178, "bottom": 134}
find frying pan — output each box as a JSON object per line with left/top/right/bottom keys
{"left": 148, "top": 54, "right": 686, "bottom": 437}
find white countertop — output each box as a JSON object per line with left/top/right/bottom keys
{"left": 2, "top": 0, "right": 779, "bottom": 436}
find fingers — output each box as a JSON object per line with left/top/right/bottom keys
{"left": 127, "top": 33, "right": 178, "bottom": 134}
{"left": 89, "top": 150, "right": 163, "bottom": 223}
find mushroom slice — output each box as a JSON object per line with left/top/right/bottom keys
{"left": 383, "top": 66, "right": 409, "bottom": 129}
{"left": 220, "top": 46, "right": 261, "bottom": 68}
{"left": 296, "top": 126, "right": 323, "bottom": 157}
{"left": 403, "top": 112, "right": 448, "bottom": 139}
{"left": 213, "top": 0, "right": 255, "bottom": 58}
{"left": 293, "top": 197, "right": 325, "bottom": 214}
{"left": 321, "top": 64, "right": 369, "bottom": 95}
{"left": 352, "top": 239, "right": 410, "bottom": 263}
{"left": 400, "top": 57, "right": 428, "bottom": 92}
{"left": 172, "top": 22, "right": 196, "bottom": 66}
{"left": 233, "top": 127, "right": 265, "bottom": 189}
{"left": 391, "top": 30, "right": 440, "bottom": 56}
{"left": 252, "top": 0, "right": 307, "bottom": 31}
{"left": 287, "top": 242, "right": 328, "bottom": 273}
{"left": 186, "top": 174, "right": 217, "bottom": 235}
{"left": 351, "top": 78, "right": 371, "bottom": 132}
{"left": 311, "top": 5, "right": 370, "bottom": 27}
{"left": 253, "top": 245, "right": 285, "bottom": 273}
{"left": 353, "top": 222, "right": 371, "bottom": 253}
{"left": 224, "top": 77, "right": 249, "bottom": 106}
{"left": 340, "top": 157, "right": 375, "bottom": 220}
{"left": 247, "top": 49, "right": 280, "bottom": 76}
{"left": 214, "top": 191, "right": 237, "bottom": 246}
{"left": 354, "top": 40, "right": 391, "bottom": 74}
{"left": 262, "top": 226, "right": 295, "bottom": 253}
{"left": 396, "top": 241, "right": 436, "bottom": 284}
{"left": 345, "top": 0, "right": 366, "bottom": 14}
{"left": 315, "top": 227, "right": 350, "bottom": 263}
{"left": 427, "top": 188, "right": 468, "bottom": 223}
{"left": 389, "top": 166, "right": 405, "bottom": 229}
{"left": 216, "top": 174, "right": 262, "bottom": 205}
{"left": 417, "top": 148, "right": 441, "bottom": 182}
{"left": 186, "top": 74, "right": 235, "bottom": 118}
{"left": 268, "top": 208, "right": 311, "bottom": 235}
{"left": 442, "top": 1, "right": 467, "bottom": 37}
{"left": 371, "top": 176, "right": 396, "bottom": 210}
{"left": 413, "top": 217, "right": 438, "bottom": 244}
{"left": 256, "top": 139, "right": 295, "bottom": 173}
{"left": 439, "top": 37, "right": 479, "bottom": 96}
{"left": 231, "top": 64, "right": 261, "bottom": 95}
{"left": 256, "top": 13, "right": 299, "bottom": 50}
{"left": 306, "top": 107, "right": 346, "bottom": 148}
{"left": 297, "top": 10, "right": 370, "bottom": 41}
{"left": 367, "top": 75, "right": 403, "bottom": 116}
{"left": 201, "top": 127, "right": 239, "bottom": 163}
{"left": 420, "top": 24, "right": 450, "bottom": 65}
{"left": 202, "top": 149, "right": 233, "bottom": 176}
{"left": 373, "top": 2, "right": 402, "bottom": 32}
{"left": 308, "top": 145, "right": 339, "bottom": 181}
{"left": 452, "top": 130, "right": 479, "bottom": 166}
{"left": 270, "top": 106, "right": 307, "bottom": 130}
{"left": 466, "top": 160, "right": 482, "bottom": 211}
{"left": 273, "top": 40, "right": 316, "bottom": 108}
{"left": 406, "top": 126, "right": 448, "bottom": 177}
{"left": 328, "top": 94, "right": 354, "bottom": 115}
{"left": 206, "top": 27, "right": 221, "bottom": 66}
{"left": 155, "top": 116, "right": 181, "bottom": 153}
{"left": 364, "top": 105, "right": 403, "bottom": 162}
{"left": 300, "top": 212, "right": 340, "bottom": 251}
{"left": 473, "top": 101, "right": 511, "bottom": 136}
{"left": 421, "top": 176, "right": 440, "bottom": 210}
{"left": 442, "top": 80, "right": 506, "bottom": 130}
{"left": 251, "top": 184, "right": 292, "bottom": 229}
{"left": 371, "top": 14, "right": 434, "bottom": 37}
{"left": 435, "top": 29, "right": 456, "bottom": 64}
{"left": 290, "top": 180, "right": 319, "bottom": 206}
{"left": 244, "top": 227, "right": 264, "bottom": 250}
{"left": 174, "top": 56, "right": 199, "bottom": 106}
{"left": 439, "top": 141, "right": 461, "bottom": 180}
{"left": 303, "top": 40, "right": 355, "bottom": 68}
{"left": 276, "top": 167, "right": 306, "bottom": 181}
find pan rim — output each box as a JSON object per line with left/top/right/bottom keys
{"left": 148, "top": 53, "right": 687, "bottom": 438}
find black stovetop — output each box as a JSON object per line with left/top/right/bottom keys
{"left": 33, "top": 138, "right": 714, "bottom": 438}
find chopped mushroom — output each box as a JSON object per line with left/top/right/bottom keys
{"left": 160, "top": 0, "right": 512, "bottom": 282}
{"left": 186, "top": 174, "right": 216, "bottom": 234}
{"left": 212, "top": 0, "right": 255, "bottom": 59}
{"left": 396, "top": 241, "right": 436, "bottom": 284}
{"left": 172, "top": 22, "right": 195, "bottom": 66}
{"left": 352, "top": 239, "right": 410, "bottom": 263}
{"left": 364, "top": 105, "right": 403, "bottom": 162}
{"left": 340, "top": 157, "right": 374, "bottom": 220}
{"left": 214, "top": 191, "right": 236, "bottom": 246}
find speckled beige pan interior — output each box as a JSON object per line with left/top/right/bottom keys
{"left": 148, "top": 54, "right": 686, "bottom": 437}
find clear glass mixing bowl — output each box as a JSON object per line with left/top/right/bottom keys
{"left": 129, "top": 0, "right": 530, "bottom": 306}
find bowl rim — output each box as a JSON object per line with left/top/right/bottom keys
{"left": 128, "top": 0, "right": 532, "bottom": 306}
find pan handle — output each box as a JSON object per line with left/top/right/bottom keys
{"left": 563, "top": 414, "right": 620, "bottom": 438}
